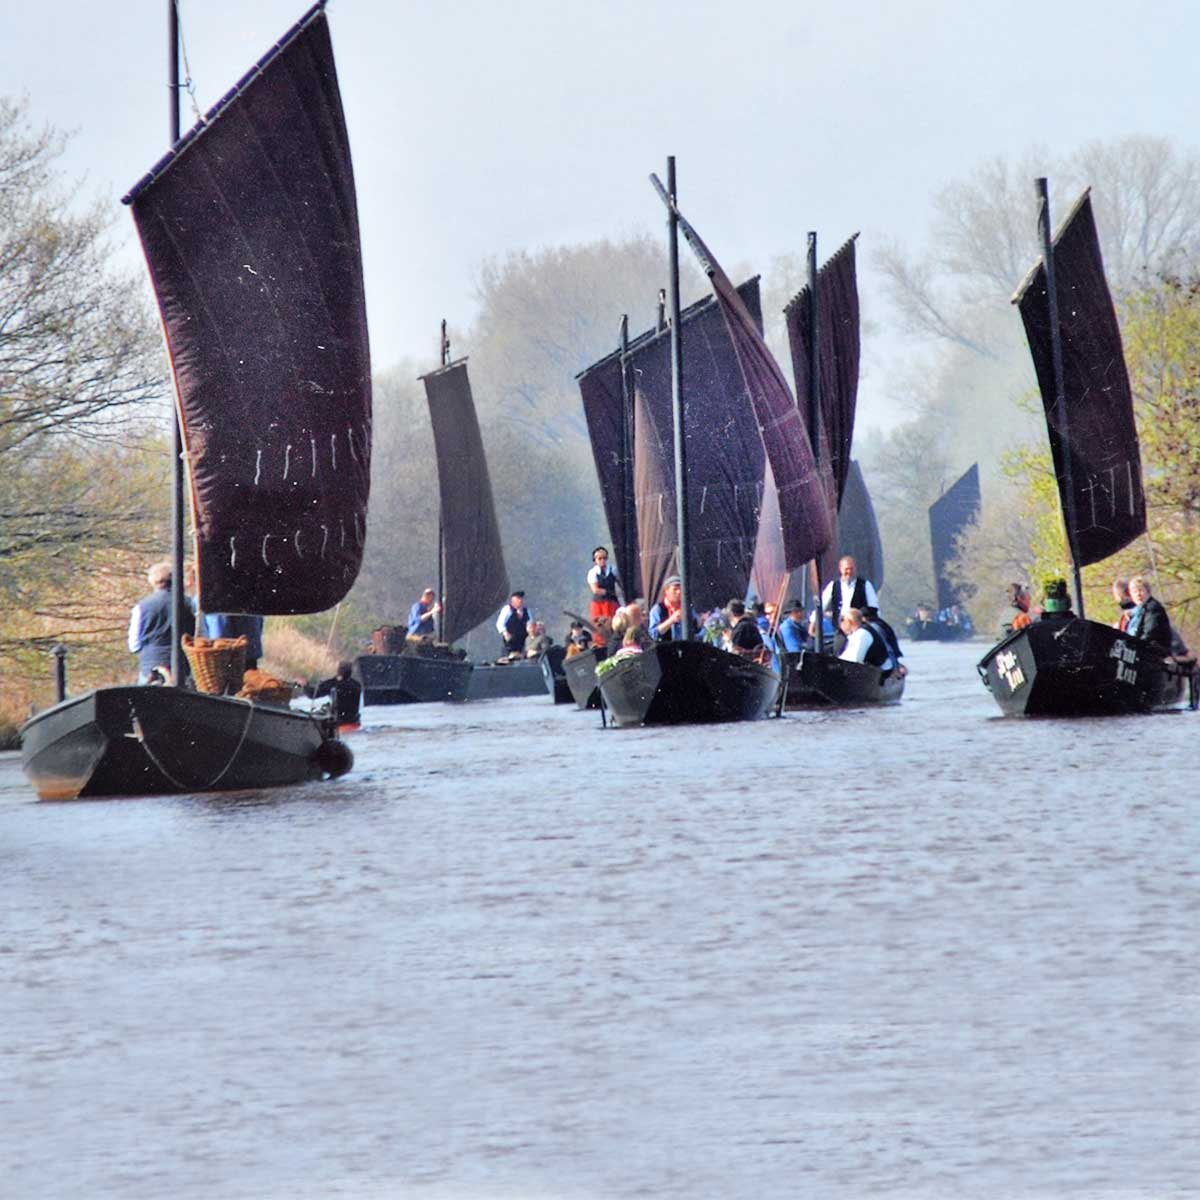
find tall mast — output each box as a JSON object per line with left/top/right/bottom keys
{"left": 807, "top": 231, "right": 826, "bottom": 653}
{"left": 436, "top": 318, "right": 448, "bottom": 642}
{"left": 665, "top": 157, "right": 692, "bottom": 639}
{"left": 1036, "top": 178, "right": 1086, "bottom": 618}
{"left": 619, "top": 313, "right": 634, "bottom": 600}
{"left": 168, "top": 0, "right": 187, "bottom": 686}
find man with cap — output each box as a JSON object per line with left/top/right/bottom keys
{"left": 649, "top": 576, "right": 696, "bottom": 642}
{"left": 777, "top": 599, "right": 810, "bottom": 655}
{"left": 495, "top": 590, "right": 533, "bottom": 656}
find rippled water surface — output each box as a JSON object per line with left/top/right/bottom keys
{"left": 2, "top": 642, "right": 1197, "bottom": 1199}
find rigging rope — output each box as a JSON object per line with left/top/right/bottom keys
{"left": 129, "top": 698, "right": 257, "bottom": 793}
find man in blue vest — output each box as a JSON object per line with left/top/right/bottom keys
{"left": 495, "top": 590, "right": 532, "bottom": 656}
{"left": 128, "top": 560, "right": 195, "bottom": 683}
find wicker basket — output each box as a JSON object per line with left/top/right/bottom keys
{"left": 182, "top": 634, "right": 248, "bottom": 695}
{"left": 236, "top": 668, "right": 295, "bottom": 707}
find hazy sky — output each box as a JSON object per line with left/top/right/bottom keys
{"left": 5, "top": 0, "right": 1196, "bottom": 430}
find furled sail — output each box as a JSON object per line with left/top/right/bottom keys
{"left": 928, "top": 463, "right": 979, "bottom": 611}
{"left": 838, "top": 459, "right": 884, "bottom": 592}
{"left": 579, "top": 280, "right": 766, "bottom": 610}
{"left": 420, "top": 359, "right": 510, "bottom": 644}
{"left": 673, "top": 208, "right": 832, "bottom": 572}
{"left": 1013, "top": 191, "right": 1145, "bottom": 567}
{"left": 633, "top": 385, "right": 677, "bottom": 610}
{"left": 124, "top": 4, "right": 371, "bottom": 614}
{"left": 578, "top": 351, "right": 639, "bottom": 599}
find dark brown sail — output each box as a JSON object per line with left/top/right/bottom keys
{"left": 1014, "top": 191, "right": 1145, "bottom": 566}
{"left": 633, "top": 383, "right": 677, "bottom": 609}
{"left": 578, "top": 353, "right": 640, "bottom": 599}
{"left": 838, "top": 459, "right": 884, "bottom": 591}
{"left": 675, "top": 213, "right": 832, "bottom": 571}
{"left": 420, "top": 360, "right": 510, "bottom": 644}
{"left": 124, "top": 5, "right": 371, "bottom": 614}
{"left": 580, "top": 281, "right": 766, "bottom": 610}
{"left": 785, "top": 236, "right": 861, "bottom": 511}
{"left": 928, "top": 463, "right": 979, "bottom": 610}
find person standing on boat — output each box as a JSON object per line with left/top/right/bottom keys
{"left": 128, "top": 560, "right": 196, "bottom": 684}
{"left": 203, "top": 612, "right": 265, "bottom": 670}
{"left": 313, "top": 660, "right": 363, "bottom": 728}
{"left": 649, "top": 576, "right": 696, "bottom": 642}
{"left": 496, "top": 591, "right": 532, "bottom": 656}
{"left": 821, "top": 555, "right": 879, "bottom": 624}
{"left": 407, "top": 587, "right": 442, "bottom": 639}
{"left": 587, "top": 547, "right": 621, "bottom": 648}
{"left": 1125, "top": 576, "right": 1173, "bottom": 655}
{"left": 838, "top": 609, "right": 893, "bottom": 670}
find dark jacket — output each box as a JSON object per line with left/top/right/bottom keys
{"left": 729, "top": 615, "right": 764, "bottom": 652}
{"left": 1128, "top": 596, "right": 1172, "bottom": 654}
{"left": 315, "top": 675, "right": 362, "bottom": 725}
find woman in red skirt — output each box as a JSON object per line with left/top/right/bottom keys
{"left": 587, "top": 546, "right": 621, "bottom": 648}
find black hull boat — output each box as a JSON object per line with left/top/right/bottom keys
{"left": 355, "top": 653, "right": 472, "bottom": 705}
{"left": 466, "top": 655, "right": 555, "bottom": 701}
{"left": 906, "top": 620, "right": 973, "bottom": 643}
{"left": 563, "top": 646, "right": 604, "bottom": 710}
{"left": 977, "top": 619, "right": 1187, "bottom": 717}
{"left": 540, "top": 646, "right": 571, "bottom": 703}
{"left": 21, "top": 686, "right": 348, "bottom": 801}
{"left": 597, "top": 641, "right": 779, "bottom": 727}
{"left": 782, "top": 650, "right": 905, "bottom": 708}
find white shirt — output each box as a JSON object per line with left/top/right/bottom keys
{"left": 839, "top": 624, "right": 894, "bottom": 669}
{"left": 822, "top": 576, "right": 879, "bottom": 617}
{"left": 496, "top": 603, "right": 532, "bottom": 634}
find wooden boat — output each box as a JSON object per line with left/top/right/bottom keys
{"left": 361, "top": 338, "right": 510, "bottom": 705}
{"left": 21, "top": 5, "right": 363, "bottom": 798}
{"left": 978, "top": 182, "right": 1173, "bottom": 717}
{"left": 563, "top": 646, "right": 604, "bottom": 709}
{"left": 356, "top": 650, "right": 472, "bottom": 705}
{"left": 906, "top": 618, "right": 973, "bottom": 642}
{"left": 23, "top": 687, "right": 344, "bottom": 802}
{"left": 541, "top": 646, "right": 572, "bottom": 703}
{"left": 978, "top": 619, "right": 1186, "bottom": 717}
{"left": 466, "top": 655, "right": 554, "bottom": 701}
{"left": 782, "top": 651, "right": 904, "bottom": 708}
{"left": 598, "top": 642, "right": 779, "bottom": 727}
{"left": 580, "top": 161, "right": 833, "bottom": 726}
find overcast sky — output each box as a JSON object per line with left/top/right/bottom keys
{"left": 5, "top": 0, "right": 1196, "bottom": 431}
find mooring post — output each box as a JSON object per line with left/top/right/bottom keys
{"left": 51, "top": 643, "right": 68, "bottom": 703}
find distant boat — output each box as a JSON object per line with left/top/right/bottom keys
{"left": 356, "top": 346, "right": 507, "bottom": 705}
{"left": 22, "top": 3, "right": 362, "bottom": 798}
{"left": 910, "top": 463, "right": 979, "bottom": 642}
{"left": 977, "top": 182, "right": 1189, "bottom": 716}
{"left": 779, "top": 235, "right": 904, "bottom": 708}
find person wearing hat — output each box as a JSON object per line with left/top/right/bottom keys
{"left": 649, "top": 576, "right": 696, "bottom": 642}
{"left": 777, "top": 599, "right": 810, "bottom": 654}
{"left": 495, "top": 590, "right": 533, "bottom": 656}
{"left": 1038, "top": 577, "right": 1074, "bottom": 624}
{"left": 407, "top": 587, "right": 442, "bottom": 639}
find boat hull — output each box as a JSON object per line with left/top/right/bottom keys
{"left": 563, "top": 646, "right": 604, "bottom": 709}
{"left": 540, "top": 646, "right": 572, "bottom": 703}
{"left": 20, "top": 686, "right": 336, "bottom": 801}
{"left": 782, "top": 650, "right": 905, "bottom": 708}
{"left": 355, "top": 653, "right": 472, "bottom": 705}
{"left": 597, "top": 641, "right": 779, "bottom": 727}
{"left": 977, "top": 619, "right": 1185, "bottom": 716}
{"left": 465, "top": 657, "right": 553, "bottom": 701}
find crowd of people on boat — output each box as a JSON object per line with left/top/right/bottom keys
{"left": 1002, "top": 574, "right": 1190, "bottom": 659}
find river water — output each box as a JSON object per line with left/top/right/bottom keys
{"left": 2, "top": 641, "right": 1196, "bottom": 1199}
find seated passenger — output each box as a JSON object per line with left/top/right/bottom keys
{"left": 838, "top": 608, "right": 893, "bottom": 670}
{"left": 1111, "top": 578, "right": 1134, "bottom": 631}
{"left": 524, "top": 619, "right": 553, "bottom": 658}
{"left": 1125, "top": 575, "right": 1172, "bottom": 655}
{"left": 1004, "top": 582, "right": 1034, "bottom": 633}
{"left": 777, "top": 600, "right": 809, "bottom": 654}
{"left": 726, "top": 599, "right": 764, "bottom": 656}
{"left": 565, "top": 619, "right": 593, "bottom": 658}
{"left": 863, "top": 606, "right": 907, "bottom": 677}
{"left": 1038, "top": 578, "right": 1074, "bottom": 622}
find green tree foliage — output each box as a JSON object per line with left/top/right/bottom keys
{"left": 0, "top": 98, "right": 172, "bottom": 693}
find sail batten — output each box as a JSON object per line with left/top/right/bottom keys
{"left": 1014, "top": 192, "right": 1145, "bottom": 566}
{"left": 128, "top": 11, "right": 370, "bottom": 615}
{"left": 420, "top": 360, "right": 510, "bottom": 644}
